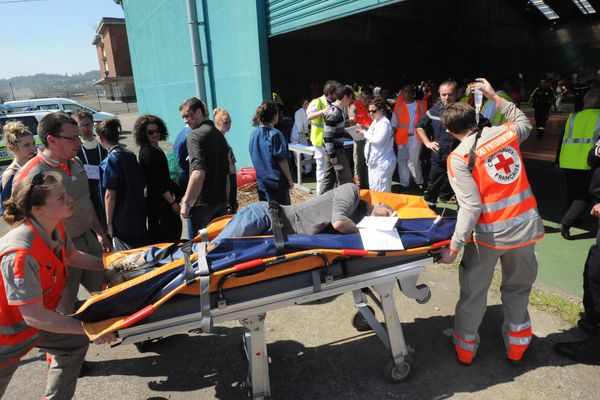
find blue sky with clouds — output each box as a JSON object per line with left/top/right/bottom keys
{"left": 0, "top": 0, "right": 124, "bottom": 79}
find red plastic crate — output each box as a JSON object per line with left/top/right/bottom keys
{"left": 237, "top": 166, "right": 257, "bottom": 189}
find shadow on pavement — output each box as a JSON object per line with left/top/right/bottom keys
{"left": 81, "top": 305, "right": 582, "bottom": 400}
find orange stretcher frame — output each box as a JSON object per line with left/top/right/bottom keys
{"left": 78, "top": 191, "right": 443, "bottom": 341}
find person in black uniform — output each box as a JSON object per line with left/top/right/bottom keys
{"left": 134, "top": 115, "right": 182, "bottom": 244}
{"left": 415, "top": 80, "right": 489, "bottom": 208}
{"left": 529, "top": 79, "right": 556, "bottom": 138}
{"left": 554, "top": 142, "right": 600, "bottom": 365}
{"left": 415, "top": 81, "right": 458, "bottom": 207}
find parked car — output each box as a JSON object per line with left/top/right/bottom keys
{"left": 0, "top": 111, "right": 47, "bottom": 166}
{"left": 2, "top": 97, "right": 115, "bottom": 122}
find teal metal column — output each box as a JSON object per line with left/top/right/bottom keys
{"left": 199, "top": 0, "right": 271, "bottom": 168}
{"left": 121, "top": 0, "right": 196, "bottom": 140}
{"left": 122, "top": 0, "right": 271, "bottom": 169}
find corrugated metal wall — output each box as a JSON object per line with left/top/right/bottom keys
{"left": 266, "top": 0, "right": 403, "bottom": 36}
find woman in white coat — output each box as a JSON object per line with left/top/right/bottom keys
{"left": 356, "top": 97, "right": 396, "bottom": 192}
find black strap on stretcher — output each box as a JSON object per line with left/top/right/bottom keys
{"left": 467, "top": 127, "right": 483, "bottom": 174}
{"left": 268, "top": 201, "right": 287, "bottom": 255}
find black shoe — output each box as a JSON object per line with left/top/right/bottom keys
{"left": 554, "top": 335, "right": 600, "bottom": 365}
{"left": 506, "top": 357, "right": 522, "bottom": 366}
{"left": 577, "top": 316, "right": 599, "bottom": 334}
{"left": 559, "top": 224, "right": 571, "bottom": 240}
{"left": 417, "top": 184, "right": 425, "bottom": 192}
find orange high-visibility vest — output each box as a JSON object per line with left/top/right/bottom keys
{"left": 0, "top": 221, "right": 67, "bottom": 367}
{"left": 393, "top": 100, "right": 426, "bottom": 145}
{"left": 448, "top": 127, "right": 538, "bottom": 247}
{"left": 353, "top": 100, "right": 372, "bottom": 127}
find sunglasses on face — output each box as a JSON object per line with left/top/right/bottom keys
{"left": 368, "top": 109, "right": 378, "bottom": 114}
{"left": 146, "top": 129, "right": 161, "bottom": 135}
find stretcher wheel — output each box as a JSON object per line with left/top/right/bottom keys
{"left": 416, "top": 288, "right": 431, "bottom": 304}
{"left": 351, "top": 306, "right": 375, "bottom": 332}
{"left": 384, "top": 359, "right": 411, "bottom": 383}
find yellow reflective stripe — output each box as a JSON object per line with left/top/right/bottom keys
{"left": 594, "top": 116, "right": 600, "bottom": 142}
{"left": 562, "top": 113, "right": 577, "bottom": 143}
{"left": 481, "top": 188, "right": 533, "bottom": 214}
{"left": 563, "top": 114, "right": 600, "bottom": 144}
{"left": 475, "top": 208, "right": 538, "bottom": 232}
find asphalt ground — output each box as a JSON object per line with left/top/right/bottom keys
{"left": 2, "top": 107, "right": 599, "bottom": 399}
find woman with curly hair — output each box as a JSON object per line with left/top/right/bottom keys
{"left": 134, "top": 115, "right": 182, "bottom": 243}
{"left": 0, "top": 121, "right": 37, "bottom": 215}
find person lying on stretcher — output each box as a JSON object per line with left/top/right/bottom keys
{"left": 213, "top": 183, "right": 394, "bottom": 242}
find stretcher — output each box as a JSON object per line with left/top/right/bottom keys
{"left": 73, "top": 191, "right": 456, "bottom": 399}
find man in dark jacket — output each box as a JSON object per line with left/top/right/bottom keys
{"left": 179, "top": 97, "right": 230, "bottom": 240}
{"left": 554, "top": 143, "right": 600, "bottom": 364}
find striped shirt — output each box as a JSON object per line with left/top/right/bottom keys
{"left": 323, "top": 104, "right": 347, "bottom": 157}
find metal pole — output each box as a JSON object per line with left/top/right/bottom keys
{"left": 96, "top": 89, "right": 102, "bottom": 111}
{"left": 8, "top": 82, "right": 15, "bottom": 100}
{"left": 186, "top": 0, "right": 207, "bottom": 103}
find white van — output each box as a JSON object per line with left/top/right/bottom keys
{"left": 3, "top": 98, "right": 115, "bottom": 122}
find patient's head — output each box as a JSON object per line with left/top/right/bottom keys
{"left": 369, "top": 202, "right": 395, "bottom": 217}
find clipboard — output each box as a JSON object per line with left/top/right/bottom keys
{"left": 345, "top": 125, "right": 364, "bottom": 141}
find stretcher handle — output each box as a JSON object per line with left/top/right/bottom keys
{"left": 122, "top": 305, "right": 155, "bottom": 328}
{"left": 234, "top": 259, "right": 265, "bottom": 272}
{"left": 430, "top": 239, "right": 451, "bottom": 249}
{"left": 342, "top": 249, "right": 369, "bottom": 257}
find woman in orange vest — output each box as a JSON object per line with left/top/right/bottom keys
{"left": 0, "top": 172, "right": 116, "bottom": 399}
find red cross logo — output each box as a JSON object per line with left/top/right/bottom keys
{"left": 494, "top": 153, "right": 514, "bottom": 174}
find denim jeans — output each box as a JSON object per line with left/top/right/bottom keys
{"left": 212, "top": 202, "right": 272, "bottom": 242}
{"left": 187, "top": 203, "right": 227, "bottom": 240}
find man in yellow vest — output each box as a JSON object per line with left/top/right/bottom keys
{"left": 438, "top": 78, "right": 543, "bottom": 366}
{"left": 556, "top": 88, "right": 600, "bottom": 239}
{"left": 481, "top": 81, "right": 514, "bottom": 126}
{"left": 554, "top": 142, "right": 600, "bottom": 365}
{"left": 307, "top": 80, "right": 338, "bottom": 194}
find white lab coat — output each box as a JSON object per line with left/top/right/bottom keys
{"left": 363, "top": 116, "right": 396, "bottom": 192}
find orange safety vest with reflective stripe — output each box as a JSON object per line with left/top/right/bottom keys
{"left": 0, "top": 221, "right": 67, "bottom": 366}
{"left": 448, "top": 127, "right": 538, "bottom": 243}
{"left": 353, "top": 100, "right": 372, "bottom": 127}
{"left": 393, "top": 100, "right": 426, "bottom": 145}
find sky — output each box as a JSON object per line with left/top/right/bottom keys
{"left": 0, "top": 0, "right": 125, "bottom": 80}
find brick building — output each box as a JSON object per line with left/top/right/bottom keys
{"left": 93, "top": 17, "right": 135, "bottom": 102}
